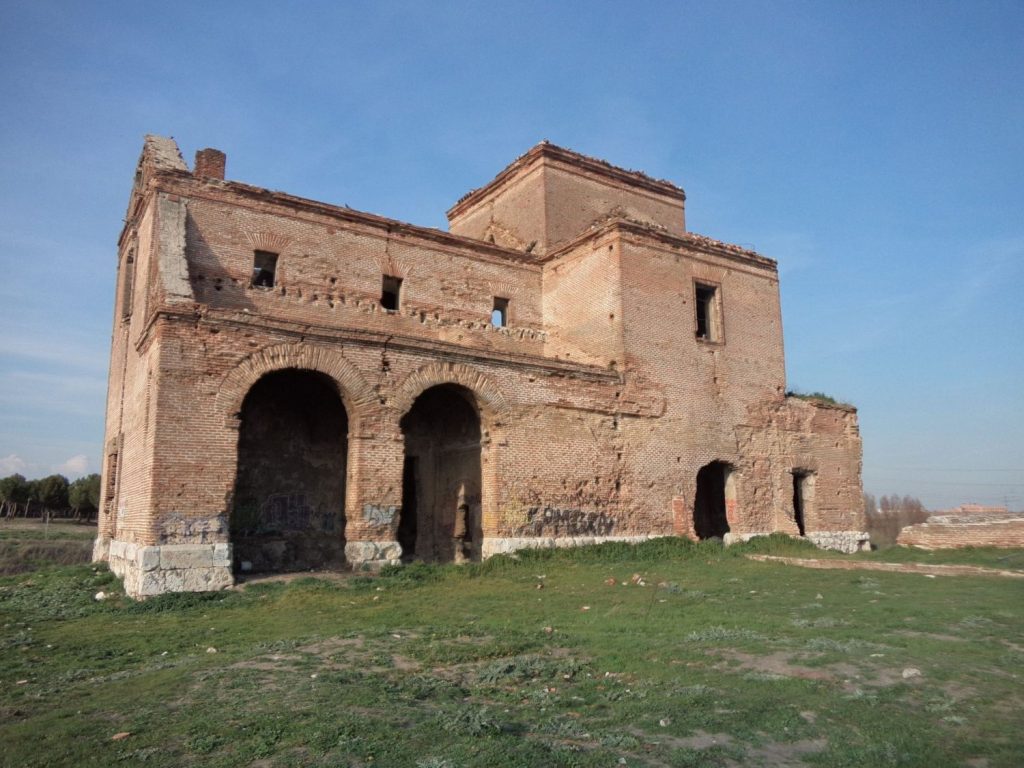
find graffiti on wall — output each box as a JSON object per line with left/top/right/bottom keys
{"left": 160, "top": 512, "right": 228, "bottom": 543}
{"left": 517, "top": 505, "right": 616, "bottom": 537}
{"left": 363, "top": 504, "right": 397, "bottom": 527}
{"left": 232, "top": 493, "right": 342, "bottom": 534}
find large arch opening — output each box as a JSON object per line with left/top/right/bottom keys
{"left": 693, "top": 461, "right": 734, "bottom": 539}
{"left": 399, "top": 384, "right": 482, "bottom": 563}
{"left": 231, "top": 368, "right": 348, "bottom": 572}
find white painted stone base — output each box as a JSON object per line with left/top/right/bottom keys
{"left": 92, "top": 536, "right": 111, "bottom": 562}
{"left": 724, "top": 530, "right": 870, "bottom": 554}
{"left": 481, "top": 535, "right": 664, "bottom": 558}
{"left": 805, "top": 531, "right": 870, "bottom": 553}
{"left": 345, "top": 540, "right": 402, "bottom": 571}
{"left": 103, "top": 539, "right": 234, "bottom": 598}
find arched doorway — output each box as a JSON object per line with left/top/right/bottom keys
{"left": 231, "top": 368, "right": 348, "bottom": 572}
{"left": 398, "top": 384, "right": 482, "bottom": 563}
{"left": 693, "top": 461, "right": 735, "bottom": 539}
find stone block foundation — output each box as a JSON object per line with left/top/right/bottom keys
{"left": 344, "top": 541, "right": 403, "bottom": 571}
{"left": 101, "top": 538, "right": 234, "bottom": 598}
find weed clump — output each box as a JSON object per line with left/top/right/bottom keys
{"left": 477, "top": 654, "right": 587, "bottom": 685}
{"left": 786, "top": 389, "right": 853, "bottom": 408}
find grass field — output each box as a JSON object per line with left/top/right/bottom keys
{"left": 1, "top": 534, "right": 1021, "bottom": 767}
{"left": 0, "top": 519, "right": 94, "bottom": 575}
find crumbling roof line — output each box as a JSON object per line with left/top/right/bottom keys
{"left": 448, "top": 141, "right": 686, "bottom": 219}
{"left": 541, "top": 217, "right": 778, "bottom": 272}
{"left": 152, "top": 169, "right": 544, "bottom": 270}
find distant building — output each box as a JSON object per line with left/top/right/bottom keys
{"left": 95, "top": 136, "right": 866, "bottom": 597}
{"left": 899, "top": 504, "right": 1023, "bottom": 549}
{"left": 951, "top": 504, "right": 1009, "bottom": 515}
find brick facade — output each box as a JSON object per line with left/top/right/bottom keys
{"left": 94, "top": 136, "right": 866, "bottom": 597}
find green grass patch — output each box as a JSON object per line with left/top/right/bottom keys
{"left": 853, "top": 545, "right": 1024, "bottom": 571}
{"left": 2, "top": 539, "right": 1022, "bottom": 766}
{"left": 0, "top": 521, "right": 95, "bottom": 575}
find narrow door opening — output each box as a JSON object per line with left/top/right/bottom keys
{"left": 398, "top": 457, "right": 419, "bottom": 560}
{"left": 693, "top": 461, "right": 733, "bottom": 539}
{"left": 792, "top": 471, "right": 814, "bottom": 536}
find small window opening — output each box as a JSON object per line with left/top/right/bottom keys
{"left": 491, "top": 297, "right": 509, "bottom": 328}
{"left": 252, "top": 250, "right": 278, "bottom": 288}
{"left": 695, "top": 282, "right": 719, "bottom": 341}
{"left": 381, "top": 275, "right": 402, "bottom": 311}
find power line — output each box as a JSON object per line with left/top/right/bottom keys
{"left": 867, "top": 467, "right": 1024, "bottom": 472}
{"left": 864, "top": 480, "right": 1024, "bottom": 487}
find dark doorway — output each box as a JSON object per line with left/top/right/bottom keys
{"left": 693, "top": 461, "right": 733, "bottom": 539}
{"left": 231, "top": 369, "right": 348, "bottom": 572}
{"left": 792, "top": 471, "right": 812, "bottom": 536}
{"left": 398, "top": 457, "right": 418, "bottom": 560}
{"left": 399, "top": 384, "right": 482, "bottom": 563}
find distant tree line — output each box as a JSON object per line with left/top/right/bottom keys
{"left": 0, "top": 473, "right": 101, "bottom": 522}
{"left": 862, "top": 492, "right": 930, "bottom": 549}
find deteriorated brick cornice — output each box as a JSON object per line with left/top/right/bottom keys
{"left": 542, "top": 217, "right": 778, "bottom": 273}
{"left": 151, "top": 169, "right": 542, "bottom": 269}
{"left": 139, "top": 307, "right": 623, "bottom": 385}
{"left": 448, "top": 141, "right": 686, "bottom": 219}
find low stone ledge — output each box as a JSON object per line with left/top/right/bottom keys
{"left": 724, "top": 530, "right": 870, "bottom": 554}
{"left": 481, "top": 534, "right": 663, "bottom": 558}
{"left": 806, "top": 531, "right": 870, "bottom": 554}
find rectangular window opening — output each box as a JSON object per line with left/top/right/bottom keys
{"left": 491, "top": 297, "right": 509, "bottom": 328}
{"left": 381, "top": 275, "right": 402, "bottom": 311}
{"left": 252, "top": 250, "right": 278, "bottom": 288}
{"left": 694, "top": 282, "right": 719, "bottom": 341}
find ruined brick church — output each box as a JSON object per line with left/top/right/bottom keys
{"left": 94, "top": 136, "right": 866, "bottom": 597}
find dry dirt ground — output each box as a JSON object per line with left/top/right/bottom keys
{"left": 745, "top": 554, "right": 1024, "bottom": 579}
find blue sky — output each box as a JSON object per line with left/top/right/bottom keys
{"left": 0, "top": 1, "right": 1021, "bottom": 509}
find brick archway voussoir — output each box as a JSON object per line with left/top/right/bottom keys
{"left": 391, "top": 362, "right": 510, "bottom": 424}
{"left": 216, "top": 343, "right": 377, "bottom": 426}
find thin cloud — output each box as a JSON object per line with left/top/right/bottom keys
{"left": 0, "top": 332, "right": 108, "bottom": 374}
{"left": 0, "top": 453, "right": 27, "bottom": 474}
{"left": 55, "top": 454, "right": 89, "bottom": 476}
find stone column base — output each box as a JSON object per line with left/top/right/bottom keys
{"left": 345, "top": 540, "right": 402, "bottom": 571}
{"left": 92, "top": 535, "right": 111, "bottom": 562}
{"left": 104, "top": 540, "right": 234, "bottom": 598}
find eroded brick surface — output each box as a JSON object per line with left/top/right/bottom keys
{"left": 96, "top": 137, "right": 866, "bottom": 597}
